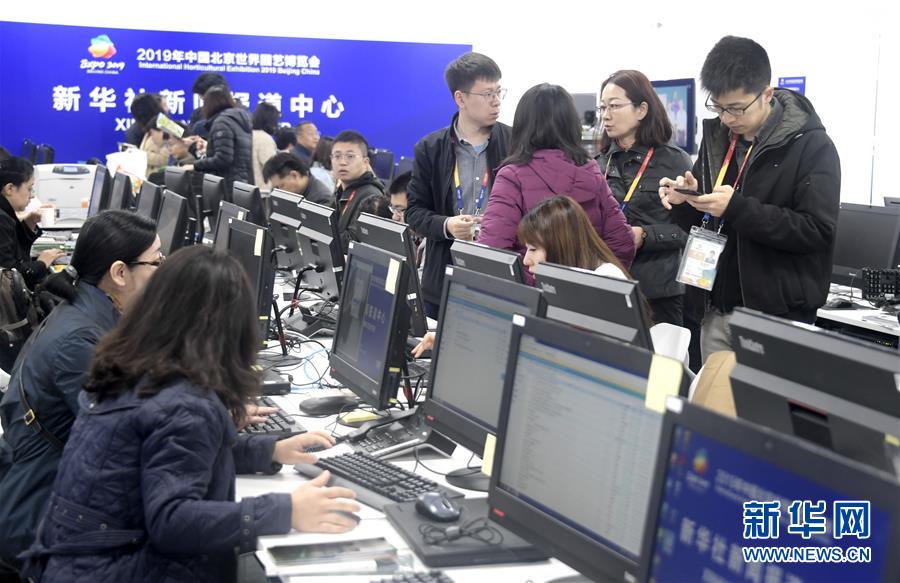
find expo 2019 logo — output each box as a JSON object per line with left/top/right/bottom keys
{"left": 88, "top": 35, "right": 117, "bottom": 59}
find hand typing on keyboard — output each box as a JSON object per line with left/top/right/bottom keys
{"left": 273, "top": 431, "right": 338, "bottom": 465}
{"left": 239, "top": 403, "right": 279, "bottom": 430}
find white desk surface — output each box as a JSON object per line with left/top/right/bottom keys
{"left": 816, "top": 286, "right": 900, "bottom": 338}
{"left": 239, "top": 336, "right": 578, "bottom": 582}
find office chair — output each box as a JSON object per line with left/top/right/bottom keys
{"left": 36, "top": 144, "right": 55, "bottom": 164}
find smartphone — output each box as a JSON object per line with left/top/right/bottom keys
{"left": 674, "top": 188, "right": 704, "bottom": 196}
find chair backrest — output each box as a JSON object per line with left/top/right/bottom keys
{"left": 369, "top": 149, "right": 394, "bottom": 182}
{"left": 649, "top": 322, "right": 691, "bottom": 366}
{"left": 688, "top": 350, "right": 737, "bottom": 417}
{"left": 36, "top": 144, "right": 55, "bottom": 164}
{"left": 395, "top": 156, "right": 413, "bottom": 176}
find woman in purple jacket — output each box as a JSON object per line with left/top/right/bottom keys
{"left": 478, "top": 83, "right": 635, "bottom": 270}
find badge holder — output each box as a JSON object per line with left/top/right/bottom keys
{"left": 677, "top": 225, "right": 727, "bottom": 291}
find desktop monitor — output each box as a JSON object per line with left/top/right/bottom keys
{"left": 534, "top": 261, "right": 655, "bottom": 350}
{"left": 157, "top": 189, "right": 191, "bottom": 256}
{"left": 369, "top": 149, "right": 395, "bottom": 182}
{"left": 231, "top": 181, "right": 267, "bottom": 227}
{"left": 136, "top": 181, "right": 163, "bottom": 221}
{"left": 268, "top": 189, "right": 303, "bottom": 270}
{"left": 488, "top": 315, "right": 686, "bottom": 582}
{"left": 651, "top": 78, "right": 696, "bottom": 154}
{"left": 164, "top": 167, "right": 193, "bottom": 199}
{"left": 296, "top": 198, "right": 345, "bottom": 301}
{"left": 356, "top": 212, "right": 428, "bottom": 337}
{"left": 831, "top": 203, "right": 900, "bottom": 286}
{"left": 329, "top": 241, "right": 412, "bottom": 411}
{"left": 884, "top": 196, "right": 900, "bottom": 207}
{"left": 450, "top": 240, "right": 524, "bottom": 283}
{"left": 213, "top": 202, "right": 249, "bottom": 252}
{"left": 227, "top": 218, "right": 276, "bottom": 347}
{"left": 729, "top": 307, "right": 900, "bottom": 475}
{"left": 201, "top": 174, "right": 228, "bottom": 234}
{"left": 108, "top": 172, "right": 133, "bottom": 211}
{"left": 86, "top": 164, "right": 110, "bottom": 217}
{"left": 638, "top": 399, "right": 900, "bottom": 583}
{"left": 422, "top": 266, "right": 546, "bottom": 491}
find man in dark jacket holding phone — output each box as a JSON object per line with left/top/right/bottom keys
{"left": 405, "top": 52, "right": 512, "bottom": 318}
{"left": 660, "top": 36, "right": 840, "bottom": 361}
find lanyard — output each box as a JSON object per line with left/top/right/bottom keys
{"left": 342, "top": 189, "right": 357, "bottom": 212}
{"left": 703, "top": 136, "right": 753, "bottom": 230}
{"left": 619, "top": 147, "right": 654, "bottom": 211}
{"left": 454, "top": 161, "right": 489, "bottom": 215}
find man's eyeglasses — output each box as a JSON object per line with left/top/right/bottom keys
{"left": 705, "top": 90, "right": 764, "bottom": 117}
{"left": 597, "top": 102, "right": 636, "bottom": 116}
{"left": 463, "top": 88, "right": 508, "bottom": 102}
{"left": 331, "top": 152, "right": 359, "bottom": 162}
{"left": 129, "top": 254, "right": 165, "bottom": 268}
{"left": 389, "top": 205, "right": 406, "bottom": 215}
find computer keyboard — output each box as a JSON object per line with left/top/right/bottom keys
{"left": 240, "top": 396, "right": 306, "bottom": 437}
{"left": 372, "top": 570, "right": 454, "bottom": 583}
{"left": 294, "top": 451, "right": 464, "bottom": 511}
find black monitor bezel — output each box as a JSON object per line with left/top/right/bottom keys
{"left": 297, "top": 198, "right": 344, "bottom": 301}
{"left": 534, "top": 261, "right": 655, "bottom": 351}
{"left": 231, "top": 180, "right": 266, "bottom": 227}
{"left": 637, "top": 399, "right": 900, "bottom": 583}
{"left": 422, "top": 265, "right": 546, "bottom": 455}
{"left": 164, "top": 166, "right": 193, "bottom": 199}
{"left": 226, "top": 217, "right": 276, "bottom": 347}
{"left": 450, "top": 240, "right": 524, "bottom": 283}
{"left": 370, "top": 149, "right": 395, "bottom": 182}
{"left": 268, "top": 189, "right": 303, "bottom": 270}
{"left": 489, "top": 314, "right": 665, "bottom": 582}
{"left": 157, "top": 189, "right": 189, "bottom": 256}
{"left": 136, "top": 180, "right": 163, "bottom": 221}
{"left": 201, "top": 174, "right": 227, "bottom": 233}
{"left": 108, "top": 172, "right": 133, "bottom": 211}
{"left": 356, "top": 212, "right": 428, "bottom": 337}
{"left": 213, "top": 202, "right": 249, "bottom": 252}
{"left": 329, "top": 241, "right": 412, "bottom": 410}
{"left": 831, "top": 203, "right": 900, "bottom": 286}
{"left": 87, "top": 164, "right": 110, "bottom": 217}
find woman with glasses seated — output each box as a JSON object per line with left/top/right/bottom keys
{"left": 595, "top": 70, "right": 693, "bottom": 327}
{"left": 0, "top": 210, "right": 161, "bottom": 577}
{"left": 478, "top": 83, "right": 635, "bottom": 274}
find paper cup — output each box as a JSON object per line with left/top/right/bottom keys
{"left": 40, "top": 207, "right": 56, "bottom": 227}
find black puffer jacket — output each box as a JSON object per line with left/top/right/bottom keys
{"left": 596, "top": 143, "right": 692, "bottom": 299}
{"left": 193, "top": 108, "right": 253, "bottom": 192}
{"left": 672, "top": 89, "right": 841, "bottom": 321}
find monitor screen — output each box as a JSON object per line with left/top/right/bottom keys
{"left": 534, "top": 262, "right": 654, "bottom": 350}
{"left": 232, "top": 181, "right": 266, "bottom": 227}
{"left": 87, "top": 164, "right": 110, "bottom": 217}
{"left": 490, "top": 315, "right": 680, "bottom": 581}
{"left": 297, "top": 198, "right": 344, "bottom": 301}
{"left": 157, "top": 189, "right": 188, "bottom": 256}
{"left": 108, "top": 172, "right": 132, "bottom": 211}
{"left": 330, "top": 242, "right": 410, "bottom": 410}
{"left": 424, "top": 266, "right": 545, "bottom": 455}
{"left": 640, "top": 400, "right": 900, "bottom": 583}
{"left": 651, "top": 78, "right": 696, "bottom": 154}
{"left": 226, "top": 218, "right": 275, "bottom": 347}
{"left": 370, "top": 150, "right": 394, "bottom": 182}
{"left": 450, "top": 240, "right": 524, "bottom": 283}
{"left": 356, "top": 212, "right": 427, "bottom": 337}
{"left": 831, "top": 203, "right": 900, "bottom": 286}
{"left": 136, "top": 181, "right": 163, "bottom": 221}
{"left": 213, "top": 202, "right": 248, "bottom": 251}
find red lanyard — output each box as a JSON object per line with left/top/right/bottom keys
{"left": 342, "top": 189, "right": 358, "bottom": 212}
{"left": 715, "top": 135, "right": 753, "bottom": 190}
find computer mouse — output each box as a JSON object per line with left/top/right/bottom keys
{"left": 824, "top": 298, "right": 854, "bottom": 310}
{"left": 415, "top": 491, "right": 461, "bottom": 522}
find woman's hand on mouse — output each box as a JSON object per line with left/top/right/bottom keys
{"left": 291, "top": 471, "right": 361, "bottom": 533}
{"left": 273, "top": 431, "right": 335, "bottom": 465}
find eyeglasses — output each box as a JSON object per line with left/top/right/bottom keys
{"left": 389, "top": 205, "right": 407, "bottom": 215}
{"left": 330, "top": 152, "right": 360, "bottom": 162}
{"left": 705, "top": 90, "right": 764, "bottom": 117}
{"left": 128, "top": 254, "right": 165, "bottom": 268}
{"left": 597, "top": 102, "right": 636, "bottom": 116}
{"left": 463, "top": 88, "right": 508, "bottom": 102}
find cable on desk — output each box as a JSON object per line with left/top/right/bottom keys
{"left": 418, "top": 516, "right": 504, "bottom": 547}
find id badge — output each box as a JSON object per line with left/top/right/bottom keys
{"left": 676, "top": 226, "right": 727, "bottom": 291}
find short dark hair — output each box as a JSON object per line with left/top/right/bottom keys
{"left": 312, "top": 136, "right": 334, "bottom": 170}
{"left": 201, "top": 85, "right": 236, "bottom": 119}
{"left": 85, "top": 245, "right": 260, "bottom": 426}
{"left": 0, "top": 156, "right": 34, "bottom": 191}
{"left": 263, "top": 152, "right": 310, "bottom": 183}
{"left": 192, "top": 72, "right": 228, "bottom": 96}
{"left": 358, "top": 193, "right": 392, "bottom": 219}
{"left": 504, "top": 83, "right": 589, "bottom": 167}
{"left": 701, "top": 36, "right": 771, "bottom": 97}
{"left": 333, "top": 130, "right": 369, "bottom": 158}
{"left": 130, "top": 92, "right": 164, "bottom": 127}
{"left": 274, "top": 127, "right": 297, "bottom": 150}
{"left": 43, "top": 210, "right": 157, "bottom": 302}
{"left": 252, "top": 102, "right": 281, "bottom": 134}
{"left": 0, "top": 146, "right": 11, "bottom": 162}
{"left": 388, "top": 171, "right": 412, "bottom": 196}
{"left": 598, "top": 70, "right": 673, "bottom": 152}
{"left": 444, "top": 52, "right": 502, "bottom": 95}
{"left": 294, "top": 121, "right": 315, "bottom": 135}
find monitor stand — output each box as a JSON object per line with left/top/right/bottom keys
{"left": 298, "top": 395, "right": 358, "bottom": 416}
{"left": 284, "top": 302, "right": 337, "bottom": 337}
{"left": 445, "top": 466, "right": 490, "bottom": 492}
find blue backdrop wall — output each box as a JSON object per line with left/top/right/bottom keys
{"left": 0, "top": 21, "right": 470, "bottom": 163}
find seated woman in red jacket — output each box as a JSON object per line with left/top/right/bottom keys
{"left": 23, "top": 246, "right": 359, "bottom": 583}
{"left": 478, "top": 83, "right": 635, "bottom": 270}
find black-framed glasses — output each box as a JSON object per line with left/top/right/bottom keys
{"left": 128, "top": 254, "right": 165, "bottom": 268}
{"left": 705, "top": 90, "right": 764, "bottom": 117}
{"left": 597, "top": 102, "right": 637, "bottom": 116}
{"left": 463, "top": 88, "right": 508, "bottom": 102}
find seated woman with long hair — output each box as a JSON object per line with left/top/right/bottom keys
{"left": 22, "top": 246, "right": 359, "bottom": 583}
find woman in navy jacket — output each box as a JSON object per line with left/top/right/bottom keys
{"left": 0, "top": 210, "right": 160, "bottom": 577}
{"left": 23, "top": 246, "right": 359, "bottom": 583}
